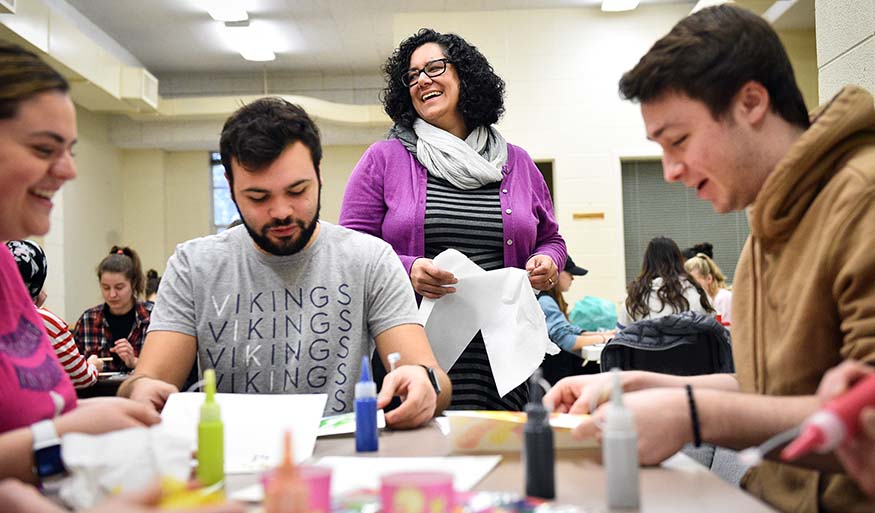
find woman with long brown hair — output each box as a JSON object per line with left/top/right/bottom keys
{"left": 619, "top": 236, "right": 713, "bottom": 327}
{"left": 74, "top": 246, "right": 151, "bottom": 372}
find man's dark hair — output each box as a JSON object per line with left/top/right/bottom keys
{"left": 618, "top": 5, "right": 810, "bottom": 129}
{"left": 381, "top": 28, "right": 505, "bottom": 131}
{"left": 219, "top": 97, "right": 322, "bottom": 188}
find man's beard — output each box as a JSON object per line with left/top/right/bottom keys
{"left": 236, "top": 200, "right": 320, "bottom": 257}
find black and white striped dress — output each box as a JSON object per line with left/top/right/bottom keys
{"left": 424, "top": 174, "right": 528, "bottom": 411}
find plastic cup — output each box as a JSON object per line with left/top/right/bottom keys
{"left": 380, "top": 471, "right": 454, "bottom": 513}
{"left": 261, "top": 465, "right": 332, "bottom": 513}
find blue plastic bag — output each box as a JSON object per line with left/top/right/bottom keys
{"left": 569, "top": 296, "right": 617, "bottom": 331}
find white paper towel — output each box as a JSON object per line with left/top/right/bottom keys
{"left": 419, "top": 249, "right": 559, "bottom": 396}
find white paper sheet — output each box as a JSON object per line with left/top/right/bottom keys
{"left": 419, "top": 249, "right": 559, "bottom": 396}
{"left": 229, "top": 455, "right": 502, "bottom": 502}
{"left": 160, "top": 392, "right": 326, "bottom": 473}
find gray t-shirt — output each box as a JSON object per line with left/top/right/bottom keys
{"left": 149, "top": 222, "right": 420, "bottom": 414}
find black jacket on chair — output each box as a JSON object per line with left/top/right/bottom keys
{"left": 600, "top": 312, "right": 734, "bottom": 375}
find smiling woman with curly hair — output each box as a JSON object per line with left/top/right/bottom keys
{"left": 340, "top": 29, "right": 566, "bottom": 411}
{"left": 380, "top": 29, "right": 505, "bottom": 132}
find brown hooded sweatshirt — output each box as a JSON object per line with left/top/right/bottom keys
{"left": 734, "top": 85, "right": 875, "bottom": 512}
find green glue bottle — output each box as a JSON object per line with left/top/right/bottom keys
{"left": 197, "top": 369, "right": 224, "bottom": 487}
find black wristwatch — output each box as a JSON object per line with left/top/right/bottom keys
{"left": 418, "top": 365, "right": 442, "bottom": 395}
{"left": 31, "top": 420, "right": 66, "bottom": 493}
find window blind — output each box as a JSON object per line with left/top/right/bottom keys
{"left": 621, "top": 160, "right": 749, "bottom": 286}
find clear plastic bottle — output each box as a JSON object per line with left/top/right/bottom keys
{"left": 603, "top": 368, "right": 640, "bottom": 509}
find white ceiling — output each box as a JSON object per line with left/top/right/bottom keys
{"left": 65, "top": 0, "right": 695, "bottom": 77}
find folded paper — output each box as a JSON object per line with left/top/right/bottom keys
{"left": 419, "top": 249, "right": 559, "bottom": 396}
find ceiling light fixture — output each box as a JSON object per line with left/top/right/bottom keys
{"left": 223, "top": 21, "right": 276, "bottom": 62}
{"left": 601, "top": 0, "right": 640, "bottom": 12}
{"left": 206, "top": 0, "right": 248, "bottom": 22}
{"left": 690, "top": 0, "right": 732, "bottom": 14}
{"left": 762, "top": 0, "right": 798, "bottom": 23}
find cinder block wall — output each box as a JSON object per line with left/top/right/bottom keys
{"left": 816, "top": 1, "right": 875, "bottom": 99}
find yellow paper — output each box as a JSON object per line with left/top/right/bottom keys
{"left": 444, "top": 411, "right": 598, "bottom": 453}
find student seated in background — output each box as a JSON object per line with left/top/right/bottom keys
{"left": 538, "top": 255, "right": 615, "bottom": 385}
{"left": 6, "top": 240, "right": 99, "bottom": 388}
{"left": 539, "top": 255, "right": 614, "bottom": 354}
{"left": 144, "top": 269, "right": 161, "bottom": 308}
{"left": 618, "top": 236, "right": 712, "bottom": 328}
{"left": 681, "top": 241, "right": 713, "bottom": 261}
{"left": 546, "top": 5, "right": 875, "bottom": 512}
{"left": 684, "top": 252, "right": 732, "bottom": 324}
{"left": 0, "top": 40, "right": 160, "bottom": 487}
{"left": 74, "top": 246, "right": 151, "bottom": 373}
{"left": 119, "top": 98, "right": 451, "bottom": 429}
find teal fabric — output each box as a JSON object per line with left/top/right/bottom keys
{"left": 569, "top": 296, "right": 617, "bottom": 332}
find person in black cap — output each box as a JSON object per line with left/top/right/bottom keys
{"left": 6, "top": 240, "right": 100, "bottom": 389}
{"left": 537, "top": 255, "right": 615, "bottom": 384}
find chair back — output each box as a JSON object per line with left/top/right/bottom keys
{"left": 600, "top": 312, "right": 733, "bottom": 375}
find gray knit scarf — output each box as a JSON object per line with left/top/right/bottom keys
{"left": 389, "top": 119, "right": 508, "bottom": 189}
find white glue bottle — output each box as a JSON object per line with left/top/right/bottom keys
{"left": 603, "top": 368, "right": 640, "bottom": 509}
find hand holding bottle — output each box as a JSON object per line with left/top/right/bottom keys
{"left": 812, "top": 361, "right": 875, "bottom": 497}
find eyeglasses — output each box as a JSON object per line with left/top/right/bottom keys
{"left": 401, "top": 58, "right": 450, "bottom": 88}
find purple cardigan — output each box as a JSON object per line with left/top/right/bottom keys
{"left": 339, "top": 139, "right": 566, "bottom": 274}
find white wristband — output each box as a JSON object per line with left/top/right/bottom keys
{"left": 31, "top": 419, "right": 60, "bottom": 450}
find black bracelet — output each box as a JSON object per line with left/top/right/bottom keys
{"left": 685, "top": 384, "right": 702, "bottom": 448}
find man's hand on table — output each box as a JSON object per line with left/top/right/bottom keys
{"left": 571, "top": 387, "right": 694, "bottom": 465}
{"left": 378, "top": 364, "right": 437, "bottom": 429}
{"left": 121, "top": 376, "right": 179, "bottom": 413}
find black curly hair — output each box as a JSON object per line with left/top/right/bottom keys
{"left": 381, "top": 28, "right": 505, "bottom": 132}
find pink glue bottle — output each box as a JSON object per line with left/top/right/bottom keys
{"left": 781, "top": 373, "right": 875, "bottom": 461}
{"left": 265, "top": 430, "right": 309, "bottom": 513}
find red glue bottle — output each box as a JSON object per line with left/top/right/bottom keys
{"left": 781, "top": 373, "right": 875, "bottom": 461}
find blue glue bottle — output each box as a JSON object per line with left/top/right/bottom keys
{"left": 355, "top": 355, "right": 379, "bottom": 452}
{"left": 523, "top": 368, "right": 555, "bottom": 499}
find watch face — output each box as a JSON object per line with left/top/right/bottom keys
{"left": 35, "top": 444, "right": 65, "bottom": 477}
{"left": 427, "top": 367, "right": 441, "bottom": 394}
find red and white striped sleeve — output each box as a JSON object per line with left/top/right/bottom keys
{"left": 38, "top": 307, "right": 99, "bottom": 388}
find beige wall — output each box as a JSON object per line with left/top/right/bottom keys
{"left": 780, "top": 30, "right": 819, "bottom": 110}
{"left": 320, "top": 144, "right": 369, "bottom": 223}
{"left": 122, "top": 150, "right": 166, "bottom": 277}
{"left": 163, "top": 151, "right": 213, "bottom": 256}
{"left": 54, "top": 106, "right": 124, "bottom": 322}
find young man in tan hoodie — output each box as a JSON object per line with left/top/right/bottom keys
{"left": 545, "top": 5, "right": 875, "bottom": 513}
